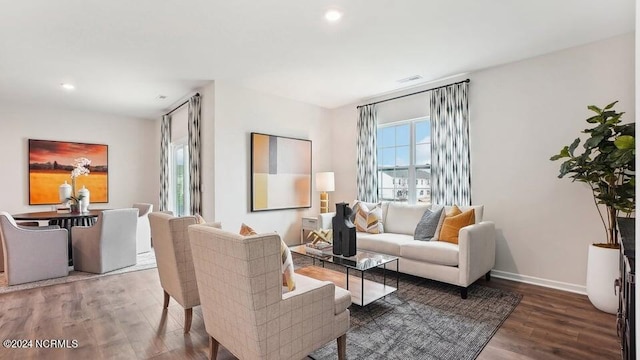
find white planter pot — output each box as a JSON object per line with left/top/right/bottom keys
{"left": 586, "top": 244, "right": 619, "bottom": 314}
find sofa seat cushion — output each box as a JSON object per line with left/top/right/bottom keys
{"left": 293, "top": 274, "right": 351, "bottom": 314}
{"left": 356, "top": 232, "right": 414, "bottom": 256}
{"left": 400, "top": 241, "right": 459, "bottom": 266}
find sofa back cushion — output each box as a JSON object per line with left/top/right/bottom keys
{"left": 384, "top": 202, "right": 430, "bottom": 236}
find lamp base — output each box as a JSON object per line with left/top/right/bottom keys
{"left": 320, "top": 192, "right": 329, "bottom": 213}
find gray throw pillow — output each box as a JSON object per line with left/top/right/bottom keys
{"left": 414, "top": 206, "right": 444, "bottom": 241}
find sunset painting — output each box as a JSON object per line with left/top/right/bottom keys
{"left": 29, "top": 139, "right": 109, "bottom": 205}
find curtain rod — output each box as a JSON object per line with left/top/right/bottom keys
{"left": 356, "top": 79, "right": 470, "bottom": 109}
{"left": 164, "top": 92, "right": 200, "bottom": 116}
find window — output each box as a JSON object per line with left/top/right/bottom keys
{"left": 377, "top": 118, "right": 431, "bottom": 204}
{"left": 171, "top": 137, "right": 190, "bottom": 216}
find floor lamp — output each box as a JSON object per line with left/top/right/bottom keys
{"left": 316, "top": 172, "right": 335, "bottom": 213}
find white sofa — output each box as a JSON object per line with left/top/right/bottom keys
{"left": 318, "top": 202, "right": 496, "bottom": 298}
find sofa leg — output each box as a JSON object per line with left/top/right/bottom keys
{"left": 337, "top": 334, "right": 346, "bottom": 360}
{"left": 460, "top": 287, "right": 468, "bottom": 299}
{"left": 485, "top": 271, "right": 491, "bottom": 281}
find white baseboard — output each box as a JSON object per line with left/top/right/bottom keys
{"left": 490, "top": 269, "right": 587, "bottom": 295}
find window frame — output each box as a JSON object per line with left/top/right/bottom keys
{"left": 170, "top": 136, "right": 191, "bottom": 216}
{"left": 377, "top": 117, "right": 430, "bottom": 204}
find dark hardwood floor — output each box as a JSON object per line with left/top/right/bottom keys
{"left": 0, "top": 269, "right": 620, "bottom": 359}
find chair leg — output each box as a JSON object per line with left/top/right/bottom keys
{"left": 460, "top": 287, "right": 468, "bottom": 299}
{"left": 184, "top": 308, "right": 193, "bottom": 334}
{"left": 163, "top": 290, "right": 170, "bottom": 309}
{"left": 209, "top": 336, "right": 219, "bottom": 360}
{"left": 337, "top": 334, "right": 346, "bottom": 360}
{"left": 485, "top": 271, "right": 491, "bottom": 281}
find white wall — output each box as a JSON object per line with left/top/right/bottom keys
{"left": 213, "top": 81, "right": 332, "bottom": 244}
{"left": 329, "top": 33, "right": 635, "bottom": 291}
{"left": 0, "top": 102, "right": 159, "bottom": 214}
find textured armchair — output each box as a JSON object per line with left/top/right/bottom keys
{"left": 188, "top": 225, "right": 350, "bottom": 360}
{"left": 71, "top": 209, "right": 138, "bottom": 274}
{"left": 0, "top": 212, "right": 69, "bottom": 285}
{"left": 132, "top": 203, "right": 153, "bottom": 254}
{"left": 149, "top": 212, "right": 221, "bottom": 333}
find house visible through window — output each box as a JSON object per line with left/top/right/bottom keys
{"left": 377, "top": 118, "right": 430, "bottom": 204}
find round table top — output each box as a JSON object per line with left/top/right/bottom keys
{"left": 12, "top": 209, "right": 109, "bottom": 221}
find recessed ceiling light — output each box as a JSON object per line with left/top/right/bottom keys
{"left": 60, "top": 83, "right": 75, "bottom": 91}
{"left": 157, "top": 95, "right": 167, "bottom": 100}
{"left": 325, "top": 9, "right": 342, "bottom": 22}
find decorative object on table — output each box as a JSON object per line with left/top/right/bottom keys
{"left": 58, "top": 181, "right": 71, "bottom": 204}
{"left": 550, "top": 101, "right": 635, "bottom": 314}
{"left": 316, "top": 172, "right": 335, "bottom": 213}
{"left": 250, "top": 132, "right": 311, "bottom": 211}
{"left": 78, "top": 186, "right": 90, "bottom": 213}
{"left": 307, "top": 228, "right": 333, "bottom": 244}
{"left": 332, "top": 202, "right": 356, "bottom": 256}
{"left": 67, "top": 157, "right": 91, "bottom": 213}
{"left": 28, "top": 139, "right": 109, "bottom": 205}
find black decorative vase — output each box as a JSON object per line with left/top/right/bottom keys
{"left": 332, "top": 202, "right": 356, "bottom": 257}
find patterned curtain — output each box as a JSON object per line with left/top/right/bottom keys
{"left": 159, "top": 114, "right": 171, "bottom": 211}
{"left": 430, "top": 82, "right": 471, "bottom": 205}
{"left": 356, "top": 104, "right": 378, "bottom": 202}
{"left": 188, "top": 94, "right": 202, "bottom": 215}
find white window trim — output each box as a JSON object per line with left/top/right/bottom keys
{"left": 377, "top": 116, "right": 430, "bottom": 204}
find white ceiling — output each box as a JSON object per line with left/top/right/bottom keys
{"left": 0, "top": 0, "right": 634, "bottom": 119}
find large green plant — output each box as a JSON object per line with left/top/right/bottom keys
{"left": 550, "top": 101, "right": 635, "bottom": 247}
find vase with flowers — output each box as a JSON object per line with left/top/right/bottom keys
{"left": 67, "top": 157, "right": 91, "bottom": 213}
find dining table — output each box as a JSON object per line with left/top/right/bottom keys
{"left": 12, "top": 209, "right": 110, "bottom": 264}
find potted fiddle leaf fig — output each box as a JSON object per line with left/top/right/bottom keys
{"left": 550, "top": 101, "right": 635, "bottom": 313}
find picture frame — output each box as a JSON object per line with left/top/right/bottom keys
{"left": 250, "top": 132, "right": 312, "bottom": 211}
{"left": 28, "top": 139, "right": 109, "bottom": 205}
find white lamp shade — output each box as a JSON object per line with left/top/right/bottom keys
{"left": 316, "top": 172, "right": 335, "bottom": 192}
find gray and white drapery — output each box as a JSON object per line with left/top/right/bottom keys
{"left": 159, "top": 114, "right": 171, "bottom": 211}
{"left": 187, "top": 94, "right": 202, "bottom": 215}
{"left": 430, "top": 82, "right": 471, "bottom": 205}
{"left": 356, "top": 104, "right": 378, "bottom": 202}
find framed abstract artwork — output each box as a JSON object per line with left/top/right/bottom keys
{"left": 28, "top": 139, "right": 109, "bottom": 205}
{"left": 251, "top": 132, "right": 312, "bottom": 211}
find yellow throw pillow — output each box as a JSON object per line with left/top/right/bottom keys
{"left": 354, "top": 203, "right": 384, "bottom": 234}
{"left": 280, "top": 240, "right": 296, "bottom": 292}
{"left": 439, "top": 208, "right": 475, "bottom": 244}
{"left": 239, "top": 223, "right": 257, "bottom": 236}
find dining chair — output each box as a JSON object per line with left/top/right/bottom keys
{"left": 188, "top": 225, "right": 350, "bottom": 360}
{"left": 0, "top": 212, "right": 69, "bottom": 285}
{"left": 71, "top": 209, "right": 138, "bottom": 274}
{"left": 132, "top": 203, "right": 153, "bottom": 254}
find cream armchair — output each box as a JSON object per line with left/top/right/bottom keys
{"left": 188, "top": 225, "right": 350, "bottom": 360}
{"left": 0, "top": 212, "right": 69, "bottom": 285}
{"left": 71, "top": 209, "right": 138, "bottom": 274}
{"left": 132, "top": 203, "right": 153, "bottom": 254}
{"left": 149, "top": 212, "right": 221, "bottom": 333}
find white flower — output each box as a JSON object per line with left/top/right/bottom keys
{"left": 71, "top": 157, "right": 91, "bottom": 178}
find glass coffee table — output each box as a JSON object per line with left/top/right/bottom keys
{"left": 289, "top": 245, "right": 399, "bottom": 306}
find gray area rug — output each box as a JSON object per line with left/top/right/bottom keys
{"left": 292, "top": 254, "right": 522, "bottom": 360}
{"left": 0, "top": 249, "right": 157, "bottom": 294}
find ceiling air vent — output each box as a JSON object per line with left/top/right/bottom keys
{"left": 397, "top": 75, "right": 423, "bottom": 83}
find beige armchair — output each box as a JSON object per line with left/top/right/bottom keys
{"left": 188, "top": 225, "right": 350, "bottom": 360}
{"left": 149, "top": 212, "right": 220, "bottom": 333}
{"left": 71, "top": 209, "right": 138, "bottom": 274}
{"left": 132, "top": 203, "right": 153, "bottom": 254}
{"left": 0, "top": 212, "right": 69, "bottom": 285}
